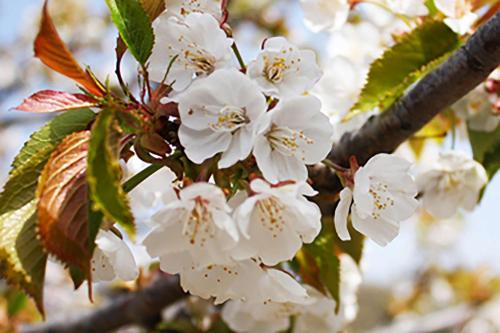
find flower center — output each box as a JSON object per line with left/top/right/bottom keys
{"left": 263, "top": 55, "right": 289, "bottom": 83}
{"left": 266, "top": 125, "right": 314, "bottom": 159}
{"left": 368, "top": 178, "right": 394, "bottom": 220}
{"left": 209, "top": 105, "right": 250, "bottom": 133}
{"left": 183, "top": 197, "right": 215, "bottom": 246}
{"left": 184, "top": 48, "right": 216, "bottom": 75}
{"left": 256, "top": 197, "right": 286, "bottom": 238}
{"left": 438, "top": 171, "right": 463, "bottom": 191}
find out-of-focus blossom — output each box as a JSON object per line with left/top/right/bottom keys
{"left": 299, "top": 0, "right": 350, "bottom": 33}
{"left": 453, "top": 86, "right": 499, "bottom": 132}
{"left": 385, "top": 0, "right": 429, "bottom": 17}
{"left": 314, "top": 56, "right": 365, "bottom": 119}
{"left": 417, "top": 151, "right": 488, "bottom": 218}
{"left": 327, "top": 21, "right": 384, "bottom": 67}
{"left": 91, "top": 230, "right": 138, "bottom": 282}
{"left": 434, "top": 0, "right": 477, "bottom": 35}
{"left": 247, "top": 37, "right": 322, "bottom": 98}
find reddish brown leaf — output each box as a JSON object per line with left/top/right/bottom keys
{"left": 16, "top": 90, "right": 98, "bottom": 113}
{"left": 34, "top": 1, "right": 105, "bottom": 97}
{"left": 141, "top": 0, "right": 166, "bottom": 21}
{"left": 37, "top": 131, "right": 91, "bottom": 273}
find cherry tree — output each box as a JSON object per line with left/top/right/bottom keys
{"left": 0, "top": 0, "right": 499, "bottom": 332}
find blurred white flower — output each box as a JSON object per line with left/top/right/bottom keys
{"left": 300, "top": 0, "right": 350, "bottom": 32}
{"left": 178, "top": 258, "right": 310, "bottom": 304}
{"left": 315, "top": 56, "right": 365, "bottom": 119}
{"left": 247, "top": 37, "right": 322, "bottom": 98}
{"left": 335, "top": 154, "right": 419, "bottom": 246}
{"left": 385, "top": 0, "right": 429, "bottom": 17}
{"left": 164, "top": 0, "right": 222, "bottom": 19}
{"left": 253, "top": 95, "right": 334, "bottom": 183}
{"left": 417, "top": 151, "right": 487, "bottom": 218}
{"left": 149, "top": 12, "right": 233, "bottom": 91}
{"left": 125, "top": 155, "right": 177, "bottom": 214}
{"left": 91, "top": 230, "right": 138, "bottom": 282}
{"left": 221, "top": 254, "right": 362, "bottom": 333}
{"left": 453, "top": 85, "right": 499, "bottom": 132}
{"left": 177, "top": 69, "right": 267, "bottom": 168}
{"left": 434, "top": 0, "right": 477, "bottom": 35}
{"left": 232, "top": 179, "right": 321, "bottom": 265}
{"left": 327, "top": 21, "right": 384, "bottom": 67}
{"left": 222, "top": 298, "right": 300, "bottom": 333}
{"left": 143, "top": 182, "right": 238, "bottom": 271}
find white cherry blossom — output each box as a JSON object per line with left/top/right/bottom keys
{"left": 231, "top": 179, "right": 321, "bottom": 266}
{"left": 385, "top": 0, "right": 429, "bottom": 17}
{"left": 175, "top": 257, "right": 310, "bottom": 304}
{"left": 453, "top": 85, "right": 499, "bottom": 132}
{"left": 221, "top": 254, "right": 362, "bottom": 333}
{"left": 149, "top": 12, "right": 233, "bottom": 91}
{"left": 300, "top": 0, "right": 350, "bottom": 32}
{"left": 253, "top": 95, "right": 334, "bottom": 183}
{"left": 417, "top": 151, "right": 488, "bottom": 218}
{"left": 434, "top": 0, "right": 477, "bottom": 35}
{"left": 222, "top": 298, "right": 301, "bottom": 333}
{"left": 335, "top": 154, "right": 419, "bottom": 246}
{"left": 314, "top": 56, "right": 365, "bottom": 119}
{"left": 91, "top": 230, "right": 138, "bottom": 282}
{"left": 143, "top": 182, "right": 238, "bottom": 271}
{"left": 247, "top": 37, "right": 322, "bottom": 98}
{"left": 177, "top": 69, "right": 267, "bottom": 168}
{"left": 164, "top": 0, "right": 222, "bottom": 19}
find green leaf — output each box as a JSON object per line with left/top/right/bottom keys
{"left": 350, "top": 20, "right": 461, "bottom": 116}
{"left": 469, "top": 125, "right": 500, "bottom": 178}
{"left": 0, "top": 109, "right": 95, "bottom": 314}
{"left": 105, "top": 0, "right": 155, "bottom": 65}
{"left": 303, "top": 233, "right": 340, "bottom": 311}
{"left": 87, "top": 109, "right": 135, "bottom": 237}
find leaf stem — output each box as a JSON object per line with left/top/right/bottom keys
{"left": 123, "top": 164, "right": 163, "bottom": 193}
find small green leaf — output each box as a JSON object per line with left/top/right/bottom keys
{"left": 350, "top": 20, "right": 461, "bottom": 116}
{"left": 469, "top": 125, "right": 500, "bottom": 178}
{"left": 87, "top": 109, "right": 135, "bottom": 237}
{"left": 0, "top": 109, "right": 95, "bottom": 314}
{"left": 303, "top": 233, "right": 340, "bottom": 310}
{"left": 105, "top": 0, "right": 155, "bottom": 65}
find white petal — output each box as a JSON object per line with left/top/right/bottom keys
{"left": 334, "top": 187, "right": 353, "bottom": 241}
{"left": 351, "top": 205, "right": 399, "bottom": 246}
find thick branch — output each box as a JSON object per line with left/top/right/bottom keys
{"left": 22, "top": 275, "right": 184, "bottom": 333}
{"left": 311, "top": 12, "right": 500, "bottom": 214}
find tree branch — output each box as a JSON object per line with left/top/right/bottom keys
{"left": 21, "top": 275, "right": 185, "bottom": 333}
{"left": 20, "top": 12, "right": 500, "bottom": 333}
{"left": 311, "top": 12, "right": 500, "bottom": 214}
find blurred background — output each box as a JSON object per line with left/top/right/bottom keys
{"left": 1, "top": 0, "right": 499, "bottom": 332}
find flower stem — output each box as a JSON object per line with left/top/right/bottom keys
{"left": 123, "top": 164, "right": 163, "bottom": 193}
{"left": 232, "top": 43, "right": 246, "bottom": 71}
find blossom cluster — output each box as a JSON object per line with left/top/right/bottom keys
{"left": 85, "top": 0, "right": 494, "bottom": 331}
